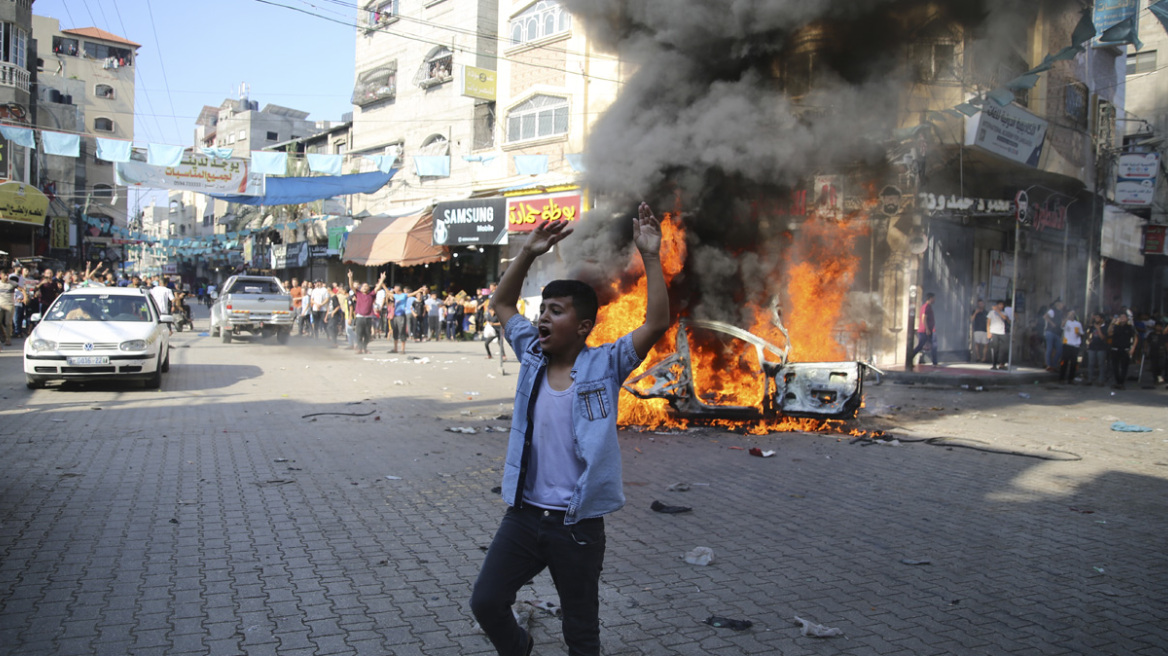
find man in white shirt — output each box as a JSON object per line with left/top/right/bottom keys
{"left": 987, "top": 300, "right": 1010, "bottom": 370}
{"left": 374, "top": 285, "right": 388, "bottom": 339}
{"left": 150, "top": 279, "right": 175, "bottom": 317}
{"left": 309, "top": 281, "right": 330, "bottom": 339}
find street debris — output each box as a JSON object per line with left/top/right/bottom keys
{"left": 793, "top": 616, "right": 844, "bottom": 638}
{"left": 446, "top": 427, "right": 477, "bottom": 434}
{"left": 667, "top": 482, "right": 691, "bottom": 492}
{"left": 650, "top": 500, "right": 692, "bottom": 514}
{"left": 684, "top": 546, "right": 714, "bottom": 566}
{"left": 1110, "top": 421, "right": 1153, "bottom": 432}
{"left": 301, "top": 410, "right": 376, "bottom": 419}
{"left": 748, "top": 447, "right": 776, "bottom": 457}
{"left": 1018, "top": 392, "right": 1031, "bottom": 399}
{"left": 385, "top": 475, "right": 402, "bottom": 480}
{"left": 1069, "top": 507, "right": 1095, "bottom": 514}
{"left": 899, "top": 558, "right": 931, "bottom": 566}
{"left": 703, "top": 616, "right": 752, "bottom": 631}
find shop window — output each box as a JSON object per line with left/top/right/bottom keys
{"left": 415, "top": 47, "right": 452, "bottom": 88}
{"left": 92, "top": 184, "right": 114, "bottom": 198}
{"left": 352, "top": 62, "right": 397, "bottom": 105}
{"left": 95, "top": 84, "right": 115, "bottom": 100}
{"left": 52, "top": 35, "right": 79, "bottom": 56}
{"left": 509, "top": 1, "right": 570, "bottom": 45}
{"left": 94, "top": 117, "right": 114, "bottom": 132}
{"left": 506, "top": 95, "right": 568, "bottom": 143}
{"left": 1127, "top": 50, "right": 1157, "bottom": 75}
{"left": 267, "top": 131, "right": 279, "bottom": 141}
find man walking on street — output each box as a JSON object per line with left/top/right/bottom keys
{"left": 911, "top": 292, "right": 938, "bottom": 366}
{"left": 1108, "top": 312, "right": 1138, "bottom": 390}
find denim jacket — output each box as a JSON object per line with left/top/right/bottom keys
{"left": 500, "top": 313, "right": 643, "bottom": 524}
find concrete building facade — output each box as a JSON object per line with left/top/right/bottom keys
{"left": 32, "top": 16, "right": 138, "bottom": 269}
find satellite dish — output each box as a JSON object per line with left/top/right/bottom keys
{"left": 908, "top": 233, "right": 928, "bottom": 254}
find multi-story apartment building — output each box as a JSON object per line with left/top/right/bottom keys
{"left": 32, "top": 16, "right": 138, "bottom": 268}
{"left": 197, "top": 90, "right": 317, "bottom": 161}
{"left": 0, "top": 0, "right": 39, "bottom": 262}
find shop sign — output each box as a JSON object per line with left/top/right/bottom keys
{"left": 1144, "top": 225, "right": 1166, "bottom": 255}
{"left": 309, "top": 244, "right": 329, "bottom": 259}
{"left": 918, "top": 193, "right": 1014, "bottom": 216}
{"left": 1032, "top": 200, "right": 1068, "bottom": 233}
{"left": 0, "top": 181, "right": 49, "bottom": 226}
{"left": 1101, "top": 205, "right": 1146, "bottom": 266}
{"left": 271, "top": 243, "right": 288, "bottom": 269}
{"left": 965, "top": 103, "right": 1048, "bottom": 167}
{"left": 506, "top": 190, "right": 583, "bottom": 232}
{"left": 433, "top": 197, "right": 507, "bottom": 245}
{"left": 1115, "top": 153, "right": 1159, "bottom": 207}
{"left": 461, "top": 65, "right": 496, "bottom": 101}
{"left": 287, "top": 241, "right": 308, "bottom": 268}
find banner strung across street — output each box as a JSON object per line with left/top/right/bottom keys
{"left": 116, "top": 155, "right": 265, "bottom": 196}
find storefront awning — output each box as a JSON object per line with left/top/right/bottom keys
{"left": 343, "top": 209, "right": 448, "bottom": 267}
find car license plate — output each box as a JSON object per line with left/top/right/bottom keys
{"left": 68, "top": 356, "right": 110, "bottom": 365}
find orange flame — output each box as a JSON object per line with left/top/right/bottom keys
{"left": 590, "top": 202, "right": 869, "bottom": 435}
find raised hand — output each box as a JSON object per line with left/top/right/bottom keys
{"left": 633, "top": 202, "right": 661, "bottom": 257}
{"left": 522, "top": 219, "right": 573, "bottom": 257}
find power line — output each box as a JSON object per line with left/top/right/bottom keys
{"left": 250, "top": 0, "right": 626, "bottom": 86}
{"left": 143, "top": 0, "right": 185, "bottom": 140}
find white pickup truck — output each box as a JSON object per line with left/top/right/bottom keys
{"left": 209, "top": 275, "right": 295, "bottom": 344}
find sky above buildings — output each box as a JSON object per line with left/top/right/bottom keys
{"left": 35, "top": 0, "right": 357, "bottom": 147}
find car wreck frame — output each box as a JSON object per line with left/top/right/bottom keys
{"left": 622, "top": 318, "right": 882, "bottom": 421}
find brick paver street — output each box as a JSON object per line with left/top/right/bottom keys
{"left": 1, "top": 323, "right": 1166, "bottom": 655}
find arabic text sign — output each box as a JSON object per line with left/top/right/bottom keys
{"left": 507, "top": 192, "right": 582, "bottom": 233}
{"left": 1115, "top": 153, "right": 1160, "bottom": 207}
{"left": 116, "top": 156, "right": 265, "bottom": 196}
{"left": 0, "top": 181, "right": 49, "bottom": 226}
{"left": 965, "top": 103, "right": 1048, "bottom": 167}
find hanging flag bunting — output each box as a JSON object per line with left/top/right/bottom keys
{"left": 364, "top": 155, "right": 397, "bottom": 173}
{"left": 514, "top": 154, "right": 549, "bottom": 176}
{"left": 96, "top": 137, "right": 133, "bottom": 162}
{"left": 565, "top": 153, "right": 586, "bottom": 173}
{"left": 41, "top": 131, "right": 80, "bottom": 157}
{"left": 147, "top": 143, "right": 185, "bottom": 167}
{"left": 200, "top": 146, "right": 234, "bottom": 160}
{"left": 462, "top": 154, "right": 498, "bottom": 164}
{"left": 1151, "top": 0, "right": 1168, "bottom": 32}
{"left": 0, "top": 126, "right": 35, "bottom": 148}
{"left": 251, "top": 151, "right": 288, "bottom": 175}
{"left": 307, "top": 153, "right": 343, "bottom": 176}
{"left": 413, "top": 155, "right": 450, "bottom": 177}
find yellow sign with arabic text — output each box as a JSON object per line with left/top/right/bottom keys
{"left": 0, "top": 181, "right": 49, "bottom": 226}
{"left": 461, "top": 65, "right": 497, "bottom": 101}
{"left": 506, "top": 191, "right": 582, "bottom": 232}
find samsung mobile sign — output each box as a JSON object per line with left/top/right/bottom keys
{"left": 432, "top": 198, "right": 508, "bottom": 245}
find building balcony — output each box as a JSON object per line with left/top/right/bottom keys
{"left": 0, "top": 63, "right": 30, "bottom": 93}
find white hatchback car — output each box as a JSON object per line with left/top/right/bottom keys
{"left": 24, "top": 286, "right": 173, "bottom": 389}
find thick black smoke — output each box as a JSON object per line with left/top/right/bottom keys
{"left": 559, "top": 0, "right": 1056, "bottom": 326}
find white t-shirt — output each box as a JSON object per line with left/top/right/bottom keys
{"left": 310, "top": 287, "right": 330, "bottom": 311}
{"left": 150, "top": 286, "right": 174, "bottom": 314}
{"left": 374, "top": 288, "right": 387, "bottom": 310}
{"left": 1062, "top": 319, "right": 1083, "bottom": 347}
{"left": 987, "top": 309, "right": 1008, "bottom": 336}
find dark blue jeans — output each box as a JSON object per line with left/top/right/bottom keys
{"left": 471, "top": 506, "right": 606, "bottom": 656}
{"left": 912, "top": 331, "right": 937, "bottom": 365}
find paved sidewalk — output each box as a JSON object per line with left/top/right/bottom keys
{"left": 0, "top": 331, "right": 1165, "bottom": 655}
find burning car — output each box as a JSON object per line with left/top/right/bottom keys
{"left": 623, "top": 318, "right": 879, "bottom": 425}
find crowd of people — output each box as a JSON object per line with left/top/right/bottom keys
{"left": 282, "top": 277, "right": 508, "bottom": 358}
{"left": 0, "top": 263, "right": 197, "bottom": 348}
{"left": 969, "top": 296, "right": 1168, "bottom": 389}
